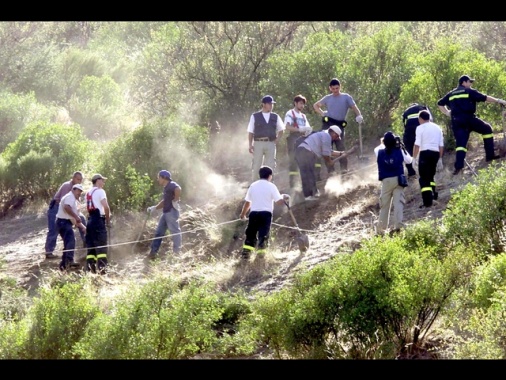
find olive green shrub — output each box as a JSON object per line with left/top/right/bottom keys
{"left": 0, "top": 121, "right": 90, "bottom": 199}
{"left": 242, "top": 232, "right": 478, "bottom": 359}
{"left": 442, "top": 162, "right": 506, "bottom": 255}
{"left": 73, "top": 276, "right": 225, "bottom": 359}
{"left": 22, "top": 275, "right": 101, "bottom": 359}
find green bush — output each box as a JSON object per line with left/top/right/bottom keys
{"left": 22, "top": 276, "right": 101, "bottom": 359}
{"left": 469, "top": 253, "right": 506, "bottom": 310}
{"left": 453, "top": 286, "right": 506, "bottom": 359}
{"left": 73, "top": 276, "right": 224, "bottom": 359}
{"left": 1, "top": 121, "right": 90, "bottom": 198}
{"left": 442, "top": 162, "right": 506, "bottom": 255}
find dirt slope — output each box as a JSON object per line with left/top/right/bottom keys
{"left": 0, "top": 142, "right": 493, "bottom": 298}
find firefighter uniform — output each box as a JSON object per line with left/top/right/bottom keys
{"left": 437, "top": 76, "right": 501, "bottom": 174}
{"left": 402, "top": 103, "right": 430, "bottom": 176}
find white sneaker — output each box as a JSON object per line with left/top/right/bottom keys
{"left": 314, "top": 190, "right": 321, "bottom": 198}
{"left": 305, "top": 196, "right": 318, "bottom": 201}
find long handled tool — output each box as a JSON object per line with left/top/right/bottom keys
{"left": 464, "top": 158, "right": 478, "bottom": 177}
{"left": 284, "top": 201, "right": 309, "bottom": 253}
{"left": 357, "top": 121, "right": 369, "bottom": 163}
{"left": 131, "top": 212, "right": 151, "bottom": 254}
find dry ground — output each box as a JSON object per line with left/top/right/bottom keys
{"left": 1, "top": 137, "right": 492, "bottom": 300}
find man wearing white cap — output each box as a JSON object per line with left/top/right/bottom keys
{"left": 55, "top": 183, "right": 87, "bottom": 270}
{"left": 295, "top": 126, "right": 354, "bottom": 201}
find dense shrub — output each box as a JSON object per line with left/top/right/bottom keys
{"left": 21, "top": 276, "right": 101, "bottom": 359}
{"left": 0, "top": 121, "right": 90, "bottom": 198}
{"left": 442, "top": 162, "right": 506, "bottom": 255}
{"left": 73, "top": 276, "right": 225, "bottom": 359}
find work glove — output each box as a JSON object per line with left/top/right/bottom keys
{"left": 498, "top": 99, "right": 506, "bottom": 106}
{"left": 437, "top": 158, "right": 444, "bottom": 172}
{"left": 147, "top": 206, "right": 156, "bottom": 214}
{"left": 172, "top": 200, "right": 181, "bottom": 212}
{"left": 355, "top": 115, "right": 364, "bottom": 124}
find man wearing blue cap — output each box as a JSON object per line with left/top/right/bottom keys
{"left": 437, "top": 74, "right": 506, "bottom": 175}
{"left": 247, "top": 95, "right": 285, "bottom": 182}
{"left": 146, "top": 170, "right": 182, "bottom": 259}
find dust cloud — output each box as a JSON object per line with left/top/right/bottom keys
{"left": 152, "top": 121, "right": 252, "bottom": 209}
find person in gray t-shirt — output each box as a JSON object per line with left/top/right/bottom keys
{"left": 313, "top": 78, "right": 364, "bottom": 175}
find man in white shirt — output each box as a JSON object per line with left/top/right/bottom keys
{"left": 284, "top": 94, "right": 312, "bottom": 190}
{"left": 55, "top": 184, "right": 86, "bottom": 270}
{"left": 412, "top": 110, "right": 445, "bottom": 208}
{"left": 239, "top": 166, "right": 290, "bottom": 261}
{"left": 247, "top": 95, "right": 285, "bottom": 182}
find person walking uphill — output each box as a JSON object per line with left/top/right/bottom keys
{"left": 146, "top": 170, "right": 182, "bottom": 259}
{"left": 295, "top": 126, "right": 355, "bottom": 201}
{"left": 239, "top": 166, "right": 290, "bottom": 261}
{"left": 247, "top": 95, "right": 285, "bottom": 182}
{"left": 375, "top": 131, "right": 413, "bottom": 235}
{"left": 56, "top": 184, "right": 87, "bottom": 271}
{"left": 402, "top": 103, "right": 432, "bottom": 177}
{"left": 44, "top": 171, "right": 87, "bottom": 259}
{"left": 437, "top": 74, "right": 506, "bottom": 175}
{"left": 412, "top": 110, "right": 445, "bottom": 208}
{"left": 313, "top": 78, "right": 364, "bottom": 175}
{"left": 284, "top": 94, "right": 312, "bottom": 190}
{"left": 85, "top": 174, "right": 111, "bottom": 274}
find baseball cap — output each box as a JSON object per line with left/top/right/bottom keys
{"left": 92, "top": 174, "right": 107, "bottom": 181}
{"left": 261, "top": 95, "right": 276, "bottom": 104}
{"left": 328, "top": 125, "right": 342, "bottom": 136}
{"left": 158, "top": 170, "right": 171, "bottom": 179}
{"left": 72, "top": 184, "right": 84, "bottom": 191}
{"left": 329, "top": 78, "right": 341, "bottom": 86}
{"left": 459, "top": 75, "right": 475, "bottom": 84}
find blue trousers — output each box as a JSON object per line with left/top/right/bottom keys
{"left": 150, "top": 208, "right": 182, "bottom": 254}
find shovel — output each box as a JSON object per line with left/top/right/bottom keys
{"left": 284, "top": 201, "right": 309, "bottom": 253}
{"left": 131, "top": 212, "right": 151, "bottom": 254}
{"left": 356, "top": 121, "right": 369, "bottom": 165}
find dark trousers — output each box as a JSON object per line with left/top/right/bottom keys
{"left": 56, "top": 218, "right": 76, "bottom": 267}
{"left": 242, "top": 211, "right": 273, "bottom": 254}
{"left": 402, "top": 127, "right": 417, "bottom": 176}
{"left": 452, "top": 116, "right": 495, "bottom": 170}
{"left": 85, "top": 213, "right": 108, "bottom": 272}
{"left": 287, "top": 133, "right": 304, "bottom": 188}
{"left": 295, "top": 146, "right": 318, "bottom": 197}
{"left": 418, "top": 150, "right": 439, "bottom": 207}
{"left": 45, "top": 202, "right": 86, "bottom": 253}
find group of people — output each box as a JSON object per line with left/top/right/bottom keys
{"left": 45, "top": 172, "right": 112, "bottom": 273}
{"left": 375, "top": 74, "right": 506, "bottom": 235}
{"left": 45, "top": 74, "right": 506, "bottom": 266}
{"left": 45, "top": 169, "right": 183, "bottom": 272}
{"left": 248, "top": 78, "right": 364, "bottom": 202}
{"left": 242, "top": 74, "right": 506, "bottom": 256}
